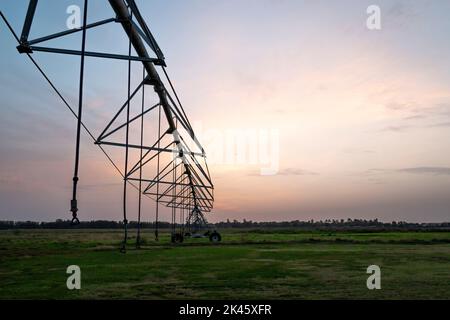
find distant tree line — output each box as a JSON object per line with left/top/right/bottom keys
{"left": 0, "top": 219, "right": 170, "bottom": 230}
{"left": 214, "top": 219, "right": 450, "bottom": 231}
{"left": 0, "top": 218, "right": 449, "bottom": 231}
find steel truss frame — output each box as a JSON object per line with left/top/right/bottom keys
{"left": 6, "top": 0, "right": 214, "bottom": 249}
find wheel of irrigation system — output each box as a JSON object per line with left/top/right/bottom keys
{"left": 171, "top": 233, "right": 184, "bottom": 243}
{"left": 209, "top": 231, "right": 222, "bottom": 243}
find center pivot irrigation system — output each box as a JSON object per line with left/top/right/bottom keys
{"left": 0, "top": 0, "right": 221, "bottom": 249}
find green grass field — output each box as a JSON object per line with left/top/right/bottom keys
{"left": 0, "top": 229, "right": 449, "bottom": 299}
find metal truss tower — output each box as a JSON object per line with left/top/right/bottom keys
{"left": 1, "top": 0, "right": 218, "bottom": 250}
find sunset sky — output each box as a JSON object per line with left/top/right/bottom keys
{"left": 1, "top": 0, "right": 450, "bottom": 223}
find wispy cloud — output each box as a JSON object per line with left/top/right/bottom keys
{"left": 403, "top": 114, "right": 426, "bottom": 121}
{"left": 0, "top": 173, "right": 22, "bottom": 184}
{"left": 342, "top": 148, "right": 375, "bottom": 155}
{"left": 247, "top": 168, "right": 319, "bottom": 177}
{"left": 408, "top": 103, "right": 450, "bottom": 122}
{"left": 75, "top": 182, "right": 122, "bottom": 191}
{"left": 362, "top": 167, "right": 450, "bottom": 177}
{"left": 379, "top": 102, "right": 450, "bottom": 132}
{"left": 427, "top": 122, "right": 450, "bottom": 128}
{"left": 380, "top": 125, "right": 412, "bottom": 132}
{"left": 277, "top": 168, "right": 319, "bottom": 176}
{"left": 396, "top": 167, "right": 450, "bottom": 176}
{"left": 380, "top": 121, "right": 450, "bottom": 133}
{"left": 385, "top": 101, "right": 411, "bottom": 111}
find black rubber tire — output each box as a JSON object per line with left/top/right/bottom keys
{"left": 209, "top": 232, "right": 221, "bottom": 243}
{"left": 171, "top": 233, "right": 184, "bottom": 243}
